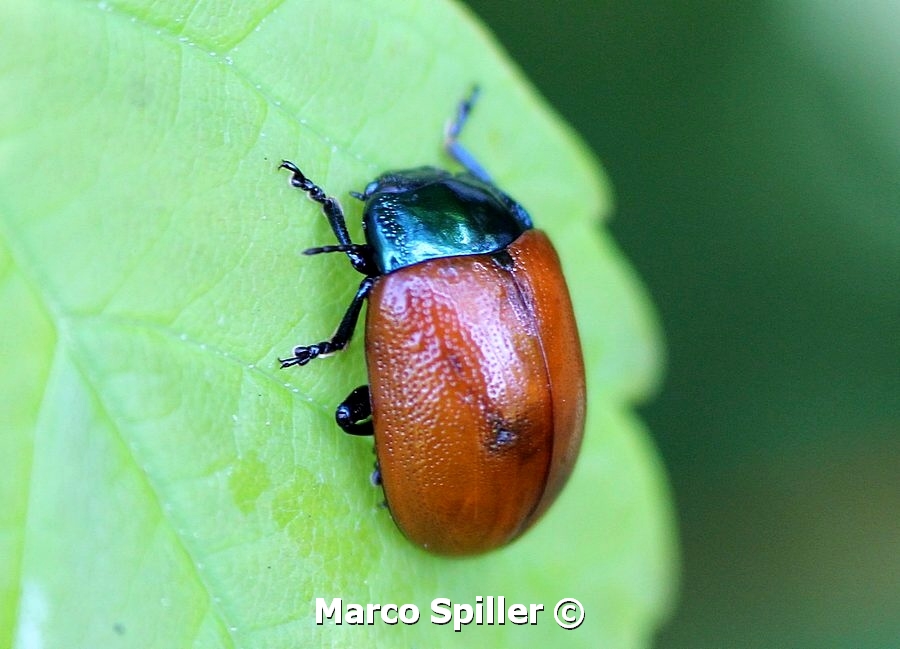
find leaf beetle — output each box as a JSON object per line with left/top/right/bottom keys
{"left": 279, "top": 89, "right": 585, "bottom": 555}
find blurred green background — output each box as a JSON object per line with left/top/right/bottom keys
{"left": 462, "top": 1, "right": 900, "bottom": 647}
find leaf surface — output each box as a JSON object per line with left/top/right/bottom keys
{"left": 0, "top": 1, "right": 676, "bottom": 647}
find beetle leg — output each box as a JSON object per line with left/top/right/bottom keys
{"left": 280, "top": 160, "right": 375, "bottom": 275}
{"left": 370, "top": 460, "right": 382, "bottom": 486}
{"left": 279, "top": 276, "right": 375, "bottom": 367}
{"left": 444, "top": 86, "right": 493, "bottom": 183}
{"left": 335, "top": 385, "right": 374, "bottom": 437}
{"left": 303, "top": 244, "right": 370, "bottom": 257}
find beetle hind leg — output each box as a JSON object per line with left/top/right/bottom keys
{"left": 370, "top": 460, "right": 382, "bottom": 486}
{"left": 336, "top": 385, "right": 374, "bottom": 436}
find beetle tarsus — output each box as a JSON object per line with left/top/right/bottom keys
{"left": 279, "top": 339, "right": 344, "bottom": 367}
{"left": 278, "top": 345, "right": 322, "bottom": 367}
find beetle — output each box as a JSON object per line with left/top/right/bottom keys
{"left": 278, "top": 88, "right": 585, "bottom": 555}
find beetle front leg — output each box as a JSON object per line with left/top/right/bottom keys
{"left": 335, "top": 385, "right": 374, "bottom": 436}
{"left": 444, "top": 86, "right": 493, "bottom": 183}
{"left": 279, "top": 276, "right": 375, "bottom": 367}
{"left": 280, "top": 160, "right": 374, "bottom": 274}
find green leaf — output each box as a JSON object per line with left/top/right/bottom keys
{"left": 0, "top": 1, "right": 676, "bottom": 647}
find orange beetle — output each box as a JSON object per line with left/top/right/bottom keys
{"left": 279, "top": 89, "right": 585, "bottom": 555}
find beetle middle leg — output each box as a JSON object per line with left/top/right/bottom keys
{"left": 335, "top": 385, "right": 374, "bottom": 436}
{"left": 444, "top": 86, "right": 492, "bottom": 183}
{"left": 279, "top": 276, "right": 375, "bottom": 367}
